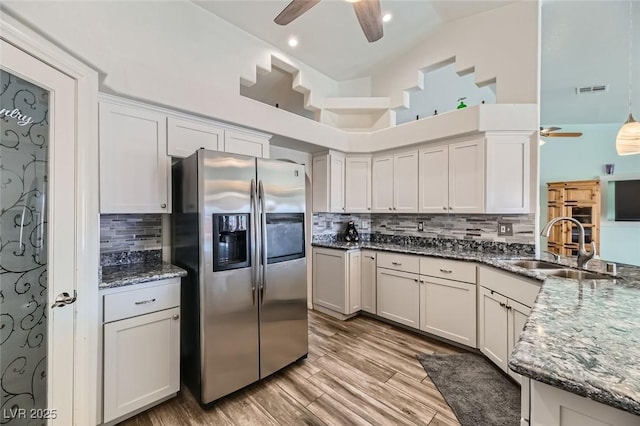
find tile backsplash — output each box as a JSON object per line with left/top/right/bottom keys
{"left": 100, "top": 214, "right": 163, "bottom": 265}
{"left": 313, "top": 212, "right": 535, "bottom": 245}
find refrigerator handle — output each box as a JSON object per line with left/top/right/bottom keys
{"left": 250, "top": 179, "right": 258, "bottom": 306}
{"left": 258, "top": 180, "right": 267, "bottom": 304}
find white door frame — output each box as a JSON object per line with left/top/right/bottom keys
{"left": 0, "top": 10, "right": 100, "bottom": 426}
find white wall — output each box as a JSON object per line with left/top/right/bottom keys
{"left": 371, "top": 1, "right": 538, "bottom": 110}
{"left": 2, "top": 0, "right": 349, "bottom": 148}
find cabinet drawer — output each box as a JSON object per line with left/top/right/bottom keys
{"left": 104, "top": 280, "right": 180, "bottom": 323}
{"left": 420, "top": 258, "right": 476, "bottom": 283}
{"left": 377, "top": 252, "right": 419, "bottom": 274}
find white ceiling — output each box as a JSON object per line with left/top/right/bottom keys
{"left": 195, "top": 0, "right": 639, "bottom": 127}
{"left": 194, "top": 0, "right": 515, "bottom": 80}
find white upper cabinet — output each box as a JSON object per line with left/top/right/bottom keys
{"left": 224, "top": 129, "right": 270, "bottom": 159}
{"left": 448, "top": 138, "right": 485, "bottom": 213}
{"left": 312, "top": 151, "right": 345, "bottom": 213}
{"left": 372, "top": 155, "right": 394, "bottom": 212}
{"left": 372, "top": 151, "right": 418, "bottom": 213}
{"left": 393, "top": 151, "right": 419, "bottom": 213}
{"left": 419, "top": 146, "right": 449, "bottom": 213}
{"left": 167, "top": 116, "right": 224, "bottom": 158}
{"left": 99, "top": 98, "right": 170, "bottom": 214}
{"left": 485, "top": 133, "right": 530, "bottom": 213}
{"left": 345, "top": 156, "right": 372, "bottom": 212}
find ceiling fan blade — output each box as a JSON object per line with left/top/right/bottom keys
{"left": 541, "top": 132, "right": 583, "bottom": 137}
{"left": 353, "top": 0, "right": 383, "bottom": 43}
{"left": 274, "top": 0, "right": 321, "bottom": 25}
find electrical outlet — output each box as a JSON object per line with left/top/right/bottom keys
{"left": 361, "top": 220, "right": 370, "bottom": 230}
{"left": 418, "top": 221, "right": 424, "bottom": 232}
{"left": 497, "top": 222, "right": 513, "bottom": 236}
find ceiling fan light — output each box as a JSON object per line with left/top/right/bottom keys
{"left": 615, "top": 113, "right": 640, "bottom": 155}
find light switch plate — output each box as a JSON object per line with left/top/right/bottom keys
{"left": 360, "top": 220, "right": 370, "bottom": 230}
{"left": 498, "top": 222, "right": 513, "bottom": 236}
{"left": 418, "top": 221, "right": 424, "bottom": 232}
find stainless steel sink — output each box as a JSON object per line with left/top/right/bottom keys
{"left": 504, "top": 260, "right": 563, "bottom": 270}
{"left": 544, "top": 269, "right": 610, "bottom": 280}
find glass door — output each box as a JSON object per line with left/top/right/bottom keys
{"left": 1, "top": 40, "right": 76, "bottom": 425}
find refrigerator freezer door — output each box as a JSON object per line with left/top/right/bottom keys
{"left": 256, "top": 158, "right": 305, "bottom": 213}
{"left": 201, "top": 269, "right": 259, "bottom": 402}
{"left": 199, "top": 151, "right": 260, "bottom": 403}
{"left": 260, "top": 257, "right": 308, "bottom": 378}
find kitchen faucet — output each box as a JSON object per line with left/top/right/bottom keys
{"left": 541, "top": 217, "right": 596, "bottom": 269}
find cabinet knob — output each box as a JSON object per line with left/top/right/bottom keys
{"left": 393, "top": 207, "right": 397, "bottom": 210}
{"left": 367, "top": 207, "right": 371, "bottom": 210}
{"left": 172, "top": 314, "right": 180, "bottom": 320}
{"left": 443, "top": 206, "right": 447, "bottom": 211}
{"left": 448, "top": 207, "right": 453, "bottom": 211}
{"left": 161, "top": 203, "right": 167, "bottom": 209}
{"left": 388, "top": 207, "right": 392, "bottom": 211}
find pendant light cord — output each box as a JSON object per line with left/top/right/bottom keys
{"left": 628, "top": 0, "right": 633, "bottom": 115}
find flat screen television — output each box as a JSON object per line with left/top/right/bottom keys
{"left": 615, "top": 179, "right": 640, "bottom": 221}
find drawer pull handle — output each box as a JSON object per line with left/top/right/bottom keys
{"left": 439, "top": 269, "right": 453, "bottom": 274}
{"left": 135, "top": 298, "right": 157, "bottom": 305}
{"left": 499, "top": 302, "right": 506, "bottom": 308}
{"left": 392, "top": 262, "right": 402, "bottom": 266}
{"left": 366, "top": 256, "right": 375, "bottom": 259}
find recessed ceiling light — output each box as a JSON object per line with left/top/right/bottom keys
{"left": 288, "top": 37, "right": 298, "bottom": 48}
{"left": 382, "top": 13, "right": 392, "bottom": 23}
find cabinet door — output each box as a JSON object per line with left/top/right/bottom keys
{"left": 376, "top": 268, "right": 420, "bottom": 328}
{"left": 99, "top": 101, "right": 170, "bottom": 213}
{"left": 103, "top": 307, "right": 180, "bottom": 423}
{"left": 347, "top": 251, "right": 362, "bottom": 314}
{"left": 312, "top": 248, "right": 347, "bottom": 313}
{"left": 329, "top": 154, "right": 346, "bottom": 213}
{"left": 372, "top": 155, "right": 394, "bottom": 212}
{"left": 394, "top": 151, "right": 419, "bottom": 213}
{"left": 312, "top": 155, "right": 329, "bottom": 213}
{"left": 361, "top": 251, "right": 377, "bottom": 314}
{"left": 420, "top": 277, "right": 477, "bottom": 347}
{"left": 418, "top": 146, "right": 449, "bottom": 213}
{"left": 224, "top": 129, "right": 270, "bottom": 158}
{"left": 507, "top": 299, "right": 531, "bottom": 384}
{"left": 448, "top": 138, "right": 484, "bottom": 213}
{"left": 478, "top": 286, "right": 508, "bottom": 371}
{"left": 485, "top": 135, "right": 530, "bottom": 213}
{"left": 345, "top": 156, "right": 372, "bottom": 212}
{"left": 167, "top": 116, "right": 224, "bottom": 158}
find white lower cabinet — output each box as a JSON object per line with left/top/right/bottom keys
{"left": 100, "top": 279, "right": 181, "bottom": 425}
{"left": 376, "top": 268, "right": 420, "bottom": 328}
{"left": 419, "top": 277, "right": 476, "bottom": 347}
{"left": 530, "top": 380, "right": 640, "bottom": 426}
{"left": 103, "top": 307, "right": 180, "bottom": 423}
{"left": 312, "top": 247, "right": 361, "bottom": 318}
{"left": 478, "top": 266, "right": 538, "bottom": 383}
{"left": 418, "top": 257, "right": 477, "bottom": 347}
{"left": 361, "top": 250, "right": 377, "bottom": 314}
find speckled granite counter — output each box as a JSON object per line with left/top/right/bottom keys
{"left": 100, "top": 261, "right": 187, "bottom": 289}
{"left": 312, "top": 240, "right": 640, "bottom": 416}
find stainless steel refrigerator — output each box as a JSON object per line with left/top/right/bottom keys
{"left": 172, "top": 149, "right": 308, "bottom": 404}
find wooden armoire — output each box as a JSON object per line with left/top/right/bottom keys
{"left": 546, "top": 179, "right": 600, "bottom": 257}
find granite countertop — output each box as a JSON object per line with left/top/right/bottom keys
{"left": 312, "top": 240, "right": 640, "bottom": 415}
{"left": 100, "top": 261, "right": 188, "bottom": 289}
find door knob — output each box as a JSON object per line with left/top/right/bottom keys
{"left": 52, "top": 290, "right": 77, "bottom": 308}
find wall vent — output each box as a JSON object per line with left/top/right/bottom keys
{"left": 576, "top": 84, "right": 608, "bottom": 94}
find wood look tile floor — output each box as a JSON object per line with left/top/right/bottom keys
{"left": 120, "top": 311, "right": 463, "bottom": 426}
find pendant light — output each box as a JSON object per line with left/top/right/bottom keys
{"left": 616, "top": 1, "right": 640, "bottom": 156}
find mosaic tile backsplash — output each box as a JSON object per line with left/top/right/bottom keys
{"left": 313, "top": 212, "right": 535, "bottom": 246}
{"left": 100, "top": 214, "right": 163, "bottom": 266}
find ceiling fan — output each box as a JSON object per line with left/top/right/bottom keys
{"left": 540, "top": 127, "right": 583, "bottom": 137}
{"left": 274, "top": 0, "right": 383, "bottom": 43}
